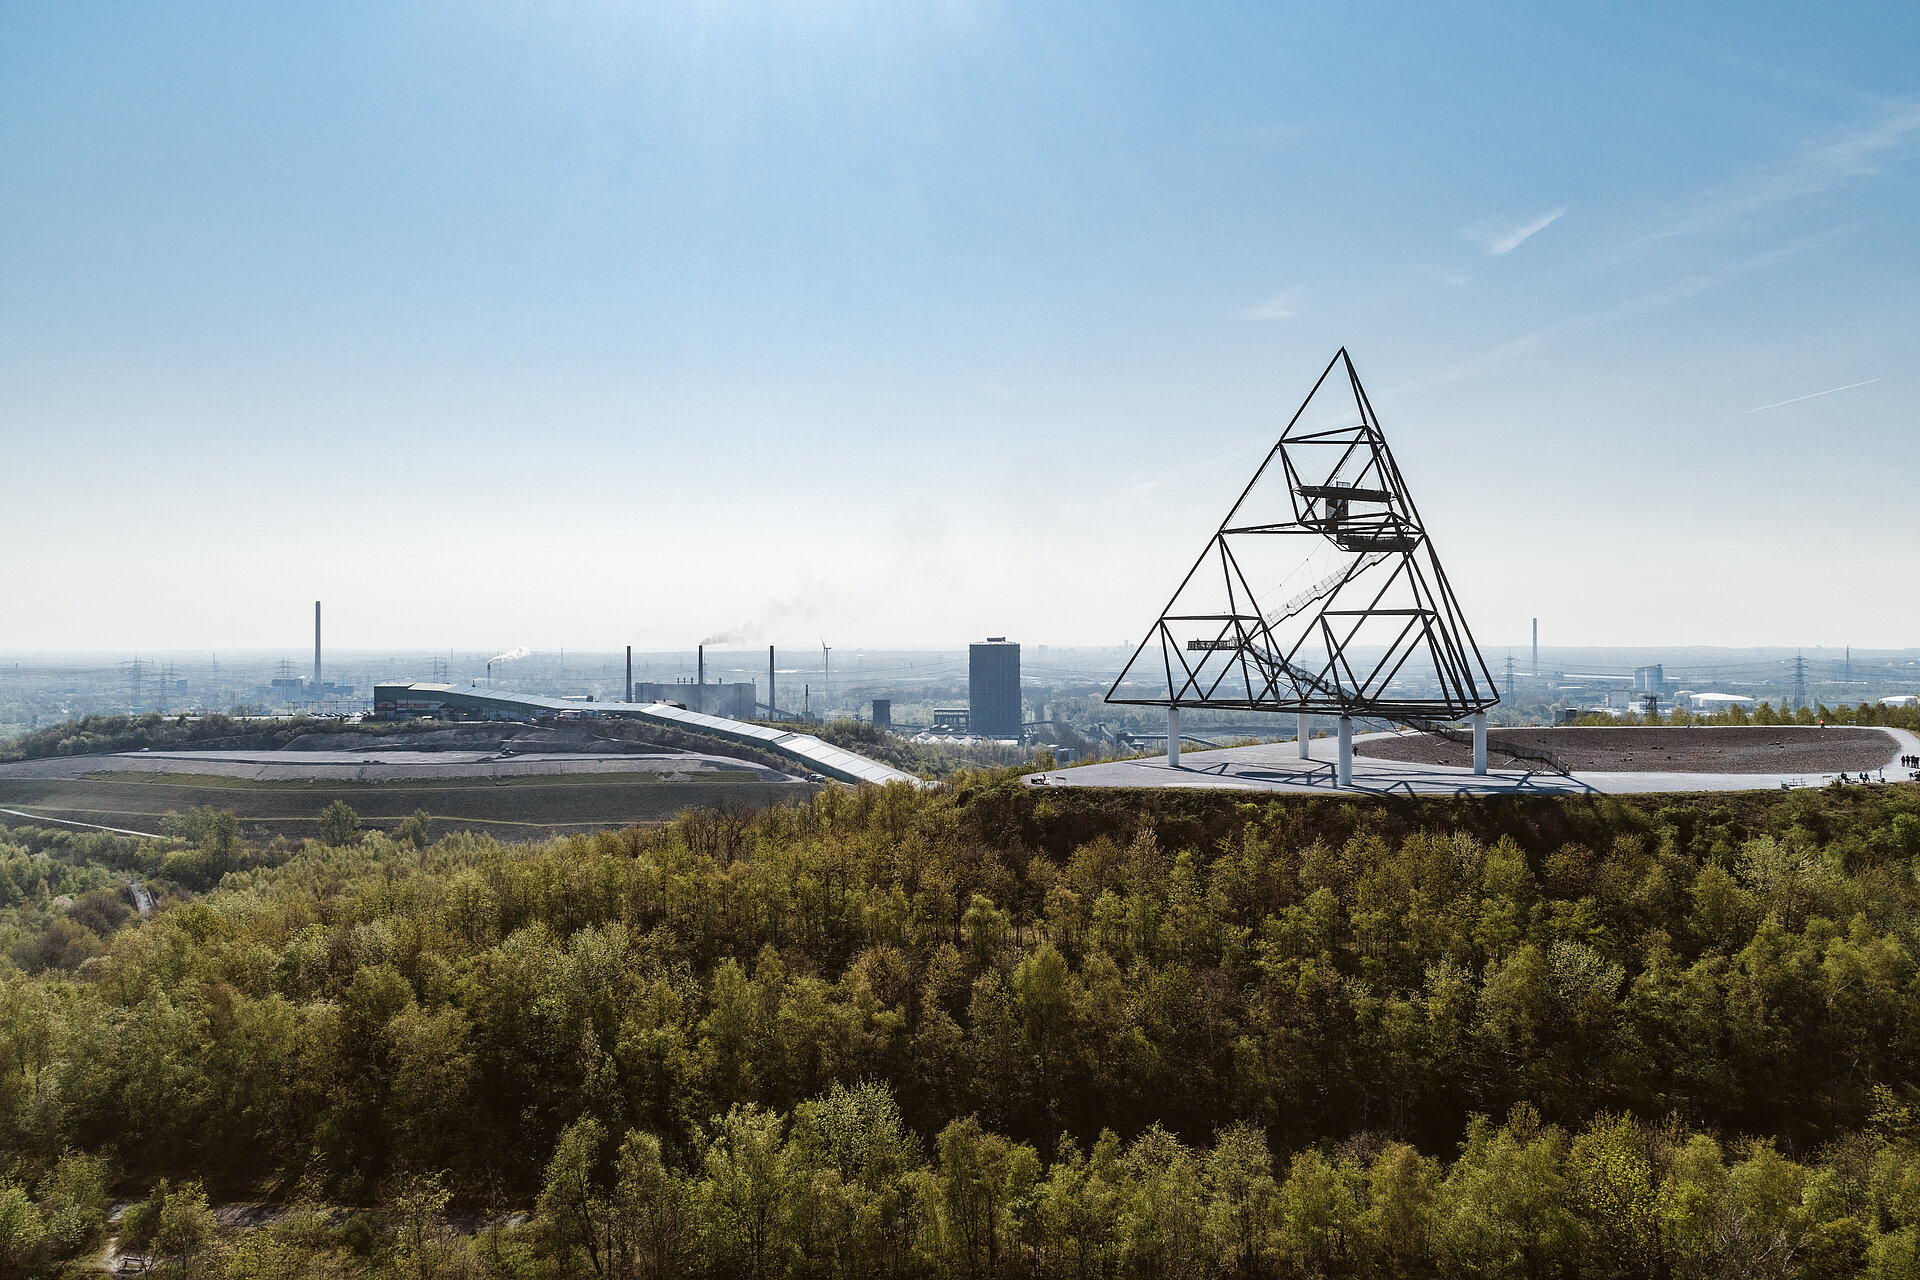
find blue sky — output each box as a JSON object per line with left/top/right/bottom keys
{"left": 3, "top": 2, "right": 1915, "bottom": 654}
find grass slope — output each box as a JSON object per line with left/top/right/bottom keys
{"left": 0, "top": 772, "right": 808, "bottom": 840}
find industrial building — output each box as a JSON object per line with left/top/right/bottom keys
{"left": 370, "top": 682, "right": 917, "bottom": 786}
{"left": 630, "top": 682, "right": 755, "bottom": 719}
{"left": 969, "top": 638, "right": 1022, "bottom": 739}
{"left": 267, "top": 601, "right": 355, "bottom": 703}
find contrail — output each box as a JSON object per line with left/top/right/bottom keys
{"left": 1721, "top": 378, "right": 1879, "bottom": 419}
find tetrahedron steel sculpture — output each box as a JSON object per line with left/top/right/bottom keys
{"left": 1107, "top": 349, "right": 1499, "bottom": 722}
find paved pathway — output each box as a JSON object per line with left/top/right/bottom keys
{"left": 0, "top": 806, "right": 164, "bottom": 838}
{"left": 1033, "top": 727, "right": 1918, "bottom": 797}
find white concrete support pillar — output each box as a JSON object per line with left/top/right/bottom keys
{"left": 1472, "top": 712, "right": 1488, "bottom": 776}
{"left": 1167, "top": 705, "right": 1181, "bottom": 767}
{"left": 1297, "top": 710, "right": 1312, "bottom": 758}
{"left": 1336, "top": 716, "right": 1353, "bottom": 787}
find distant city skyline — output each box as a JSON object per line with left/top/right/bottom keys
{"left": 3, "top": 3, "right": 1915, "bottom": 650}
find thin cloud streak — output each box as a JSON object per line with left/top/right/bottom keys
{"left": 1581, "top": 232, "right": 1837, "bottom": 326}
{"left": 1642, "top": 99, "right": 1920, "bottom": 245}
{"left": 1241, "top": 290, "right": 1297, "bottom": 320}
{"left": 1393, "top": 232, "right": 1839, "bottom": 394}
{"left": 1382, "top": 332, "right": 1550, "bottom": 395}
{"left": 1720, "top": 378, "right": 1880, "bottom": 420}
{"left": 1468, "top": 207, "right": 1567, "bottom": 256}
{"left": 1397, "top": 102, "right": 1916, "bottom": 434}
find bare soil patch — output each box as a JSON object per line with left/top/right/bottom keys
{"left": 1356, "top": 726, "right": 1897, "bottom": 774}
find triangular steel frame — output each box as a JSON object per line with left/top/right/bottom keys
{"left": 1106, "top": 348, "right": 1499, "bottom": 721}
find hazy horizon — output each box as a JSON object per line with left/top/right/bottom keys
{"left": 6, "top": 641, "right": 1917, "bottom": 678}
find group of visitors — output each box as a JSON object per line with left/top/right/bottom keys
{"left": 1840, "top": 765, "right": 1920, "bottom": 784}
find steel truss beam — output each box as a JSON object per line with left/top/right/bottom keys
{"left": 1106, "top": 348, "right": 1499, "bottom": 722}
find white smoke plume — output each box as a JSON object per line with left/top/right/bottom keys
{"left": 700, "top": 593, "right": 827, "bottom": 647}
{"left": 488, "top": 647, "right": 531, "bottom": 664}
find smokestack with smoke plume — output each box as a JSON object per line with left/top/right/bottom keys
{"left": 488, "top": 647, "right": 531, "bottom": 665}
{"left": 702, "top": 592, "right": 827, "bottom": 648}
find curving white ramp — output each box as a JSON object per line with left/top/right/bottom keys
{"left": 372, "top": 683, "right": 922, "bottom": 787}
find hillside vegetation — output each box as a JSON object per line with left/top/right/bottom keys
{"left": 0, "top": 713, "right": 382, "bottom": 762}
{"left": 803, "top": 719, "right": 1031, "bottom": 778}
{"left": 1, "top": 779, "right": 1920, "bottom": 1276}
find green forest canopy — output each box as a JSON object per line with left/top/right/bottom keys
{"left": 3, "top": 774, "right": 1920, "bottom": 1276}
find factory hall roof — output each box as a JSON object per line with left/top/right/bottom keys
{"left": 372, "top": 683, "right": 920, "bottom": 787}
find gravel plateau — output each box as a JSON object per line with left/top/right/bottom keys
{"left": 1355, "top": 725, "right": 1898, "bottom": 773}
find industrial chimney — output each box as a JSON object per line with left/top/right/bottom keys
{"left": 314, "top": 601, "right": 322, "bottom": 688}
